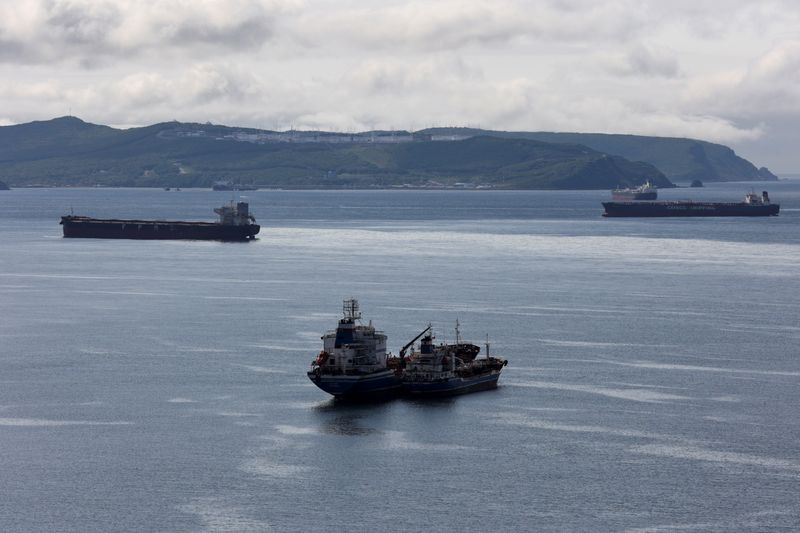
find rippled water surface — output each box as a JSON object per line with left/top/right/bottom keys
{"left": 1, "top": 183, "right": 799, "bottom": 532}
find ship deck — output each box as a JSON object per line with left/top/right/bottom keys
{"left": 62, "top": 216, "right": 221, "bottom": 227}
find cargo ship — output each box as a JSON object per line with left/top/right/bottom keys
{"left": 307, "top": 299, "right": 403, "bottom": 401}
{"left": 60, "top": 202, "right": 260, "bottom": 240}
{"left": 611, "top": 180, "right": 658, "bottom": 201}
{"left": 603, "top": 191, "right": 780, "bottom": 217}
{"left": 400, "top": 322, "right": 507, "bottom": 397}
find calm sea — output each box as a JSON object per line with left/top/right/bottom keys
{"left": 1, "top": 183, "right": 799, "bottom": 532}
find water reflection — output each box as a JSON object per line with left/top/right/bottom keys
{"left": 403, "top": 396, "right": 458, "bottom": 409}
{"left": 310, "top": 399, "right": 391, "bottom": 436}
{"left": 322, "top": 415, "right": 380, "bottom": 436}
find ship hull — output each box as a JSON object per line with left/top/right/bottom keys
{"left": 404, "top": 371, "right": 501, "bottom": 397}
{"left": 602, "top": 202, "right": 780, "bottom": 217}
{"left": 61, "top": 217, "right": 260, "bottom": 241}
{"left": 307, "top": 369, "right": 403, "bottom": 401}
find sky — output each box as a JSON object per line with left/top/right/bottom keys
{"left": 1, "top": 0, "right": 799, "bottom": 172}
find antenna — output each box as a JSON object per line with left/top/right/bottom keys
{"left": 342, "top": 299, "right": 361, "bottom": 320}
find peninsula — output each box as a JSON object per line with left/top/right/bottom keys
{"left": 0, "top": 117, "right": 775, "bottom": 190}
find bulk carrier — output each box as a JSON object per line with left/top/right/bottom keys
{"left": 60, "top": 202, "right": 260, "bottom": 241}
{"left": 603, "top": 191, "right": 779, "bottom": 217}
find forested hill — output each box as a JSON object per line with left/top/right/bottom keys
{"left": 0, "top": 116, "right": 763, "bottom": 189}
{"left": 421, "top": 127, "right": 777, "bottom": 183}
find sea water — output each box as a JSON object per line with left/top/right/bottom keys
{"left": 1, "top": 183, "right": 799, "bottom": 532}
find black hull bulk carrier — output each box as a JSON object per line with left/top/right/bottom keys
{"left": 603, "top": 191, "right": 779, "bottom": 218}
{"left": 61, "top": 202, "right": 260, "bottom": 241}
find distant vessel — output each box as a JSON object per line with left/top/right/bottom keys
{"left": 212, "top": 180, "right": 258, "bottom": 191}
{"left": 611, "top": 180, "right": 658, "bottom": 201}
{"left": 60, "top": 202, "right": 260, "bottom": 240}
{"left": 690, "top": 179, "right": 704, "bottom": 188}
{"left": 603, "top": 191, "right": 780, "bottom": 217}
{"left": 401, "top": 322, "right": 507, "bottom": 397}
{"left": 307, "top": 299, "right": 403, "bottom": 400}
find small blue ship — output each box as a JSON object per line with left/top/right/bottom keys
{"left": 307, "top": 299, "right": 403, "bottom": 400}
{"left": 401, "top": 321, "right": 507, "bottom": 397}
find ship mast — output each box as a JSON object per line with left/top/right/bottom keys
{"left": 342, "top": 298, "right": 361, "bottom": 321}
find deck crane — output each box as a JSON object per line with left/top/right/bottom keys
{"left": 399, "top": 324, "right": 432, "bottom": 362}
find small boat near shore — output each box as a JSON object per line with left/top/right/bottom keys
{"left": 212, "top": 180, "right": 258, "bottom": 191}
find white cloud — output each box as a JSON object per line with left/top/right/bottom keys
{"left": 605, "top": 44, "right": 682, "bottom": 78}
{"left": 1, "top": 0, "right": 799, "bottom": 169}
{"left": 344, "top": 56, "right": 483, "bottom": 94}
{"left": 0, "top": 0, "right": 291, "bottom": 64}
{"left": 289, "top": 0, "right": 650, "bottom": 52}
{"left": 684, "top": 39, "right": 800, "bottom": 118}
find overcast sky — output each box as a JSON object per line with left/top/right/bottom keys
{"left": 1, "top": 0, "right": 799, "bottom": 172}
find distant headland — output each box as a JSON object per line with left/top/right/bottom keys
{"left": 0, "top": 117, "right": 777, "bottom": 190}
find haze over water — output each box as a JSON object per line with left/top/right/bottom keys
{"left": 1, "top": 182, "right": 799, "bottom": 532}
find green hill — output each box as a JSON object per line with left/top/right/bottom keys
{"left": 421, "top": 127, "right": 776, "bottom": 182}
{"left": 0, "top": 118, "right": 774, "bottom": 189}
{"left": 0, "top": 117, "right": 675, "bottom": 189}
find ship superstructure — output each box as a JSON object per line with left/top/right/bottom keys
{"left": 307, "top": 299, "right": 402, "bottom": 400}
{"left": 611, "top": 180, "right": 658, "bottom": 201}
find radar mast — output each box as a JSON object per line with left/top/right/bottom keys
{"left": 342, "top": 299, "right": 361, "bottom": 321}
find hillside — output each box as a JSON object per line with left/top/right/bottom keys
{"left": 0, "top": 117, "right": 673, "bottom": 189}
{"left": 421, "top": 128, "right": 777, "bottom": 182}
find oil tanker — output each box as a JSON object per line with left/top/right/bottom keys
{"left": 399, "top": 322, "right": 507, "bottom": 397}
{"left": 61, "top": 202, "right": 260, "bottom": 241}
{"left": 603, "top": 191, "right": 779, "bottom": 217}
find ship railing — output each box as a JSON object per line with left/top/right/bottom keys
{"left": 313, "top": 363, "right": 384, "bottom": 376}
{"left": 404, "top": 370, "right": 452, "bottom": 381}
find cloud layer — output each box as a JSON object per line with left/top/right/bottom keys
{"left": 1, "top": 0, "right": 799, "bottom": 170}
